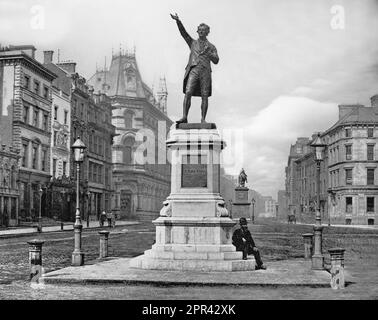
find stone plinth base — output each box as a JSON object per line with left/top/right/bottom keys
{"left": 231, "top": 204, "right": 251, "bottom": 219}
{"left": 129, "top": 216, "right": 256, "bottom": 271}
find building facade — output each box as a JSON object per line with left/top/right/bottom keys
{"left": 325, "top": 102, "right": 378, "bottom": 225}
{"left": 42, "top": 52, "right": 76, "bottom": 222}
{"left": 0, "top": 45, "right": 56, "bottom": 224}
{"left": 88, "top": 51, "right": 172, "bottom": 220}
{"left": 284, "top": 137, "right": 311, "bottom": 219}
{"left": 0, "top": 146, "right": 20, "bottom": 227}
{"left": 285, "top": 99, "right": 378, "bottom": 225}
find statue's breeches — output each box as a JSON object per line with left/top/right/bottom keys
{"left": 184, "top": 65, "right": 212, "bottom": 97}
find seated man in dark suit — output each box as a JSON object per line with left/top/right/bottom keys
{"left": 232, "top": 217, "right": 267, "bottom": 270}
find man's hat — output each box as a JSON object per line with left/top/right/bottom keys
{"left": 239, "top": 217, "right": 248, "bottom": 226}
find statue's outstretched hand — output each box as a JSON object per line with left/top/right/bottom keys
{"left": 170, "top": 13, "right": 180, "bottom": 21}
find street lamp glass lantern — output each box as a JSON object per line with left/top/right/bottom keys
{"left": 311, "top": 134, "right": 326, "bottom": 161}
{"left": 72, "top": 137, "right": 86, "bottom": 163}
{"left": 252, "top": 198, "right": 256, "bottom": 204}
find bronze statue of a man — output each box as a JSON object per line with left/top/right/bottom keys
{"left": 238, "top": 168, "right": 248, "bottom": 188}
{"left": 170, "top": 13, "right": 219, "bottom": 124}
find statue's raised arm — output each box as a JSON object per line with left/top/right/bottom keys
{"left": 170, "top": 13, "right": 193, "bottom": 48}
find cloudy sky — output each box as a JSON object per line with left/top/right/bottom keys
{"left": 1, "top": 0, "right": 378, "bottom": 198}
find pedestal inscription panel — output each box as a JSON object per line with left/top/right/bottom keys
{"left": 181, "top": 155, "right": 207, "bottom": 188}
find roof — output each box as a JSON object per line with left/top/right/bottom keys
{"left": 44, "top": 62, "right": 71, "bottom": 95}
{"left": 326, "top": 105, "right": 378, "bottom": 134}
{"left": 87, "top": 53, "right": 152, "bottom": 99}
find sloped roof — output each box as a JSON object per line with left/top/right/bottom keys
{"left": 87, "top": 53, "right": 153, "bottom": 99}
{"left": 327, "top": 105, "right": 378, "bottom": 133}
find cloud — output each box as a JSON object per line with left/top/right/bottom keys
{"left": 223, "top": 95, "right": 339, "bottom": 197}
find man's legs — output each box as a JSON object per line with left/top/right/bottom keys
{"left": 177, "top": 93, "right": 192, "bottom": 123}
{"left": 201, "top": 96, "right": 208, "bottom": 123}
{"left": 252, "top": 248, "right": 265, "bottom": 269}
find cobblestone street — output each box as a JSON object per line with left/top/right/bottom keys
{"left": 0, "top": 221, "right": 377, "bottom": 299}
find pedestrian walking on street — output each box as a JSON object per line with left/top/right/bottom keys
{"left": 232, "top": 217, "right": 267, "bottom": 270}
{"left": 107, "top": 211, "right": 112, "bottom": 227}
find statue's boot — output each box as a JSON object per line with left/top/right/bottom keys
{"left": 176, "top": 117, "right": 188, "bottom": 124}
{"left": 201, "top": 118, "right": 207, "bottom": 124}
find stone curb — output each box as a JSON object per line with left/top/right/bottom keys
{"left": 41, "top": 276, "right": 331, "bottom": 288}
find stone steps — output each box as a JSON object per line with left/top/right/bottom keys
{"left": 143, "top": 249, "right": 242, "bottom": 260}
{"left": 129, "top": 255, "right": 256, "bottom": 272}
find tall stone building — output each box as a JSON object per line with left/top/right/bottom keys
{"left": 54, "top": 60, "right": 116, "bottom": 221}
{"left": 0, "top": 45, "right": 56, "bottom": 223}
{"left": 43, "top": 51, "right": 75, "bottom": 222}
{"left": 325, "top": 102, "right": 378, "bottom": 225}
{"left": 285, "top": 98, "right": 378, "bottom": 225}
{"left": 88, "top": 51, "right": 173, "bottom": 220}
{"left": 277, "top": 190, "right": 287, "bottom": 221}
{"left": 284, "top": 137, "right": 311, "bottom": 218}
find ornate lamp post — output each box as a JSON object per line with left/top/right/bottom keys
{"left": 38, "top": 186, "right": 43, "bottom": 233}
{"left": 86, "top": 191, "right": 91, "bottom": 228}
{"left": 310, "top": 133, "right": 326, "bottom": 270}
{"left": 71, "top": 136, "right": 86, "bottom": 266}
{"left": 60, "top": 190, "right": 66, "bottom": 231}
{"left": 251, "top": 198, "right": 256, "bottom": 224}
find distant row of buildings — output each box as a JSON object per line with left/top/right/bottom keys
{"left": 284, "top": 96, "right": 378, "bottom": 225}
{"left": 0, "top": 44, "right": 172, "bottom": 227}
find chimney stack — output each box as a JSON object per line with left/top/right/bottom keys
{"left": 371, "top": 95, "right": 378, "bottom": 108}
{"left": 57, "top": 61, "right": 76, "bottom": 74}
{"left": 43, "top": 50, "right": 54, "bottom": 64}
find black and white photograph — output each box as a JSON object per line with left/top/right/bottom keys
{"left": 0, "top": 0, "right": 378, "bottom": 306}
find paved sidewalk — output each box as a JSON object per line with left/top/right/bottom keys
{"left": 0, "top": 220, "right": 139, "bottom": 237}
{"left": 295, "top": 222, "right": 378, "bottom": 230}
{"left": 42, "top": 257, "right": 334, "bottom": 287}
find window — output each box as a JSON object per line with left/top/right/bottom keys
{"left": 368, "top": 127, "right": 374, "bottom": 138}
{"left": 98, "top": 165, "right": 102, "bottom": 183}
{"left": 23, "top": 105, "right": 29, "bottom": 123}
{"left": 105, "top": 167, "right": 109, "bottom": 186}
{"left": 73, "top": 99, "right": 78, "bottom": 115}
{"left": 345, "top": 128, "right": 351, "bottom": 138}
{"left": 367, "top": 144, "right": 374, "bottom": 161}
{"left": 32, "top": 145, "right": 38, "bottom": 169}
{"left": 345, "top": 168, "right": 352, "bottom": 185}
{"left": 22, "top": 142, "right": 28, "bottom": 167}
{"left": 94, "top": 136, "right": 98, "bottom": 154}
{"left": 63, "top": 161, "right": 67, "bottom": 176}
{"left": 53, "top": 159, "right": 57, "bottom": 177}
{"left": 33, "top": 80, "right": 40, "bottom": 95}
{"left": 346, "top": 197, "right": 353, "bottom": 213}
{"left": 33, "top": 109, "right": 39, "bottom": 127}
{"left": 367, "top": 197, "right": 374, "bottom": 213}
{"left": 123, "top": 146, "right": 132, "bottom": 164}
{"left": 367, "top": 168, "right": 375, "bottom": 185}
{"left": 93, "top": 164, "right": 97, "bottom": 182}
{"left": 80, "top": 103, "right": 84, "bottom": 119}
{"left": 43, "top": 86, "right": 49, "bottom": 99}
{"left": 89, "top": 162, "right": 93, "bottom": 181}
{"left": 24, "top": 75, "right": 30, "bottom": 89}
{"left": 64, "top": 110, "right": 68, "bottom": 125}
{"left": 43, "top": 113, "right": 48, "bottom": 131}
{"left": 54, "top": 105, "right": 58, "bottom": 120}
{"left": 53, "top": 130, "right": 58, "bottom": 146}
{"left": 345, "top": 145, "right": 352, "bottom": 160}
{"left": 41, "top": 149, "right": 47, "bottom": 171}
{"left": 124, "top": 112, "right": 133, "bottom": 128}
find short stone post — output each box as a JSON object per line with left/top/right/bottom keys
{"left": 328, "top": 248, "right": 346, "bottom": 290}
{"left": 99, "top": 230, "right": 110, "bottom": 258}
{"left": 302, "top": 233, "right": 313, "bottom": 259}
{"left": 27, "top": 239, "right": 44, "bottom": 282}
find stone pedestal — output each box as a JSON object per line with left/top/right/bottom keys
{"left": 328, "top": 248, "right": 345, "bottom": 290}
{"left": 129, "top": 123, "right": 255, "bottom": 271}
{"left": 232, "top": 187, "right": 251, "bottom": 220}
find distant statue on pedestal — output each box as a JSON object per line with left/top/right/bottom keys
{"left": 238, "top": 168, "right": 248, "bottom": 188}
{"left": 170, "top": 13, "right": 219, "bottom": 124}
